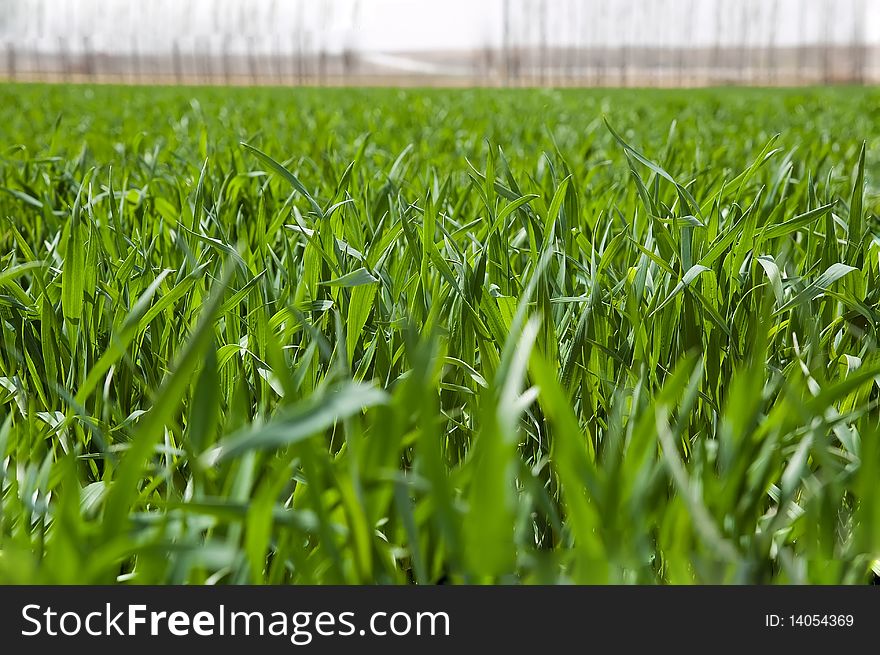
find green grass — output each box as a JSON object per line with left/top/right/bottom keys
{"left": 0, "top": 84, "right": 878, "bottom": 584}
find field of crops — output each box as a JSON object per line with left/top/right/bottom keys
{"left": 0, "top": 84, "right": 878, "bottom": 584}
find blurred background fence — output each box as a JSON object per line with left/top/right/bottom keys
{"left": 1, "top": 0, "right": 878, "bottom": 86}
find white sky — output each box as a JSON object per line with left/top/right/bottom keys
{"left": 354, "top": 0, "right": 503, "bottom": 51}
{"left": 352, "top": 0, "right": 880, "bottom": 50}
{"left": 3, "top": 0, "right": 879, "bottom": 53}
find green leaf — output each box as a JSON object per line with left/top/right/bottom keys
{"left": 201, "top": 382, "right": 388, "bottom": 465}
{"left": 324, "top": 267, "right": 379, "bottom": 288}
{"left": 774, "top": 262, "right": 857, "bottom": 315}
{"left": 652, "top": 264, "right": 712, "bottom": 315}
{"left": 241, "top": 142, "right": 324, "bottom": 217}
{"left": 847, "top": 141, "right": 866, "bottom": 258}
{"left": 761, "top": 202, "right": 835, "bottom": 240}
{"left": 61, "top": 174, "right": 90, "bottom": 324}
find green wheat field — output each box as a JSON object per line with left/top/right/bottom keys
{"left": 0, "top": 84, "right": 878, "bottom": 584}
